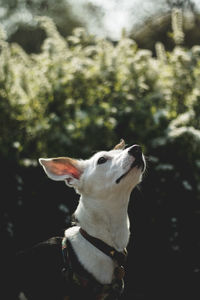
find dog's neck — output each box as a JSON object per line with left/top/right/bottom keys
{"left": 75, "top": 192, "right": 131, "bottom": 251}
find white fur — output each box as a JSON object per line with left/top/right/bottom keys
{"left": 39, "top": 143, "right": 145, "bottom": 284}
{"left": 64, "top": 226, "right": 115, "bottom": 284}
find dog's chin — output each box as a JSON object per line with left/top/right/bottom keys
{"left": 130, "top": 158, "right": 145, "bottom": 172}
{"left": 116, "top": 159, "right": 145, "bottom": 184}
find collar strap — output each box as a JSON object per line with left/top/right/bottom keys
{"left": 79, "top": 228, "right": 127, "bottom": 266}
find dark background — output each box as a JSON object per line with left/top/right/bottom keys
{"left": 1, "top": 159, "right": 200, "bottom": 299}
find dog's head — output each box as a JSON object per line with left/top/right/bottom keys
{"left": 39, "top": 140, "right": 146, "bottom": 197}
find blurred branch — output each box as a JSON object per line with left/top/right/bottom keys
{"left": 166, "top": 0, "right": 196, "bottom": 11}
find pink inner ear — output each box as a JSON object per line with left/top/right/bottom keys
{"left": 45, "top": 159, "right": 81, "bottom": 179}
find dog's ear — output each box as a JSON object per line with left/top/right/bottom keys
{"left": 39, "top": 157, "right": 83, "bottom": 187}
{"left": 113, "top": 139, "right": 125, "bottom": 150}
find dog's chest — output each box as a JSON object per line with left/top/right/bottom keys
{"left": 62, "top": 236, "right": 125, "bottom": 300}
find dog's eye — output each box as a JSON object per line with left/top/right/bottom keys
{"left": 97, "top": 157, "right": 107, "bottom": 165}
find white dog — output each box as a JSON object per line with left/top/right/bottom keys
{"left": 37, "top": 139, "right": 146, "bottom": 299}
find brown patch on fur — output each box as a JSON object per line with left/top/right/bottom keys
{"left": 113, "top": 139, "right": 125, "bottom": 150}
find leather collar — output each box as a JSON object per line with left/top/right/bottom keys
{"left": 79, "top": 228, "right": 128, "bottom": 266}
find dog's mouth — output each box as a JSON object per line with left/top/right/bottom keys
{"left": 115, "top": 158, "right": 145, "bottom": 184}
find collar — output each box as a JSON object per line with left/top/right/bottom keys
{"left": 62, "top": 237, "right": 125, "bottom": 298}
{"left": 79, "top": 227, "right": 128, "bottom": 266}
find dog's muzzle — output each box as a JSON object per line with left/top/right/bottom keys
{"left": 128, "top": 145, "right": 145, "bottom": 171}
{"left": 116, "top": 145, "right": 145, "bottom": 184}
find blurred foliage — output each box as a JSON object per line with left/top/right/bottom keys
{"left": 0, "top": 9, "right": 200, "bottom": 299}
{"left": 0, "top": 0, "right": 104, "bottom": 53}
{"left": 132, "top": 10, "right": 200, "bottom": 54}
{"left": 0, "top": 0, "right": 84, "bottom": 53}
{"left": 0, "top": 0, "right": 84, "bottom": 37}
{"left": 0, "top": 11, "right": 200, "bottom": 161}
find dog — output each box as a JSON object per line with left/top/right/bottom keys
{"left": 16, "top": 139, "right": 145, "bottom": 300}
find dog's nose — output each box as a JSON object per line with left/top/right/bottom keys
{"left": 128, "top": 145, "right": 142, "bottom": 158}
